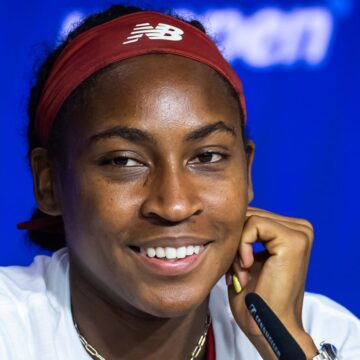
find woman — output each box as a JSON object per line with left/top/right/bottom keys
{"left": 1, "top": 4, "right": 359, "bottom": 359}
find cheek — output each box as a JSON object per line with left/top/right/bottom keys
{"left": 62, "top": 172, "right": 140, "bottom": 246}
{"left": 59, "top": 171, "right": 146, "bottom": 297}
{"left": 204, "top": 171, "right": 248, "bottom": 226}
{"left": 195, "top": 172, "right": 248, "bottom": 265}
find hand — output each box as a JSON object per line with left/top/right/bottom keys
{"left": 227, "top": 207, "right": 318, "bottom": 360}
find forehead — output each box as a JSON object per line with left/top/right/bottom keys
{"left": 95, "top": 53, "right": 234, "bottom": 90}
{"left": 63, "top": 54, "right": 241, "bottom": 138}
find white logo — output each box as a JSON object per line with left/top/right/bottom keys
{"left": 122, "top": 22, "right": 184, "bottom": 44}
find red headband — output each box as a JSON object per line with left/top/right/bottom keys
{"left": 19, "top": 10, "right": 247, "bottom": 232}
{"left": 35, "top": 10, "right": 246, "bottom": 146}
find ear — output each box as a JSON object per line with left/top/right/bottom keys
{"left": 30, "top": 148, "right": 61, "bottom": 216}
{"left": 244, "top": 139, "right": 255, "bottom": 204}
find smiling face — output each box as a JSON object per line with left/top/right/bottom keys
{"left": 43, "top": 54, "right": 254, "bottom": 317}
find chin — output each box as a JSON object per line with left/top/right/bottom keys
{"left": 137, "top": 284, "right": 209, "bottom": 318}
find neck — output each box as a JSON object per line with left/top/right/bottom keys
{"left": 69, "top": 258, "right": 209, "bottom": 360}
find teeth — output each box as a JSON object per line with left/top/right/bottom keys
{"left": 146, "top": 248, "right": 156, "bottom": 258}
{"left": 176, "top": 246, "right": 187, "bottom": 259}
{"left": 141, "top": 245, "right": 202, "bottom": 259}
{"left": 186, "top": 245, "right": 194, "bottom": 256}
{"left": 165, "top": 247, "right": 177, "bottom": 259}
{"left": 155, "top": 247, "right": 165, "bottom": 258}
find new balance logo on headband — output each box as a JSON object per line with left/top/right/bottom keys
{"left": 122, "top": 23, "right": 184, "bottom": 44}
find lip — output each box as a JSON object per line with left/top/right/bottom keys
{"left": 127, "top": 239, "right": 212, "bottom": 276}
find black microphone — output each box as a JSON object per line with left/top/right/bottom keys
{"left": 245, "top": 292, "right": 306, "bottom": 360}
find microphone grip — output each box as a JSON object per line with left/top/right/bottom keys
{"left": 245, "top": 292, "right": 306, "bottom": 360}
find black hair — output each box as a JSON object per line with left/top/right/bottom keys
{"left": 26, "top": 4, "right": 250, "bottom": 251}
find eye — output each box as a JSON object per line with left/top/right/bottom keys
{"left": 189, "top": 151, "right": 227, "bottom": 165}
{"left": 101, "top": 156, "right": 144, "bottom": 167}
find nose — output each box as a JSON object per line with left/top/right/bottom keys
{"left": 140, "top": 163, "right": 203, "bottom": 223}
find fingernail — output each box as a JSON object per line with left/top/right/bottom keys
{"left": 240, "top": 259, "right": 245, "bottom": 268}
{"left": 226, "top": 272, "right": 232, "bottom": 286}
{"left": 232, "top": 274, "right": 242, "bottom": 294}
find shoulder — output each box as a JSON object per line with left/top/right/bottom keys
{"left": 0, "top": 248, "right": 69, "bottom": 307}
{"left": 0, "top": 248, "right": 87, "bottom": 359}
{"left": 302, "top": 292, "right": 360, "bottom": 357}
{"left": 302, "top": 291, "right": 359, "bottom": 323}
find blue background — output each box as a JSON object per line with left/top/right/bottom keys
{"left": 1, "top": 0, "right": 359, "bottom": 317}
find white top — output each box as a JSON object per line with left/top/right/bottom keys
{"left": 0, "top": 248, "right": 359, "bottom": 359}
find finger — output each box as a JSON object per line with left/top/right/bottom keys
{"left": 246, "top": 208, "right": 313, "bottom": 231}
{"left": 239, "top": 215, "right": 312, "bottom": 268}
{"left": 246, "top": 207, "right": 314, "bottom": 231}
{"left": 248, "top": 217, "right": 314, "bottom": 243}
{"left": 239, "top": 215, "right": 289, "bottom": 268}
{"left": 232, "top": 258, "right": 250, "bottom": 291}
{"left": 239, "top": 216, "right": 314, "bottom": 263}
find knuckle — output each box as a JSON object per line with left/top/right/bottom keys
{"left": 297, "top": 219, "right": 314, "bottom": 242}
{"left": 299, "top": 218, "right": 314, "bottom": 232}
{"left": 245, "top": 214, "right": 259, "bottom": 226}
{"left": 304, "top": 227, "right": 314, "bottom": 244}
{"left": 291, "top": 232, "right": 311, "bottom": 254}
{"left": 246, "top": 214, "right": 265, "bottom": 224}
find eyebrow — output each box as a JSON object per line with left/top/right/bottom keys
{"left": 87, "top": 126, "right": 156, "bottom": 146}
{"left": 185, "top": 121, "right": 236, "bottom": 141}
{"left": 87, "top": 120, "right": 236, "bottom": 146}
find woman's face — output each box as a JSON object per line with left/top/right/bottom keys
{"left": 51, "top": 54, "right": 254, "bottom": 317}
